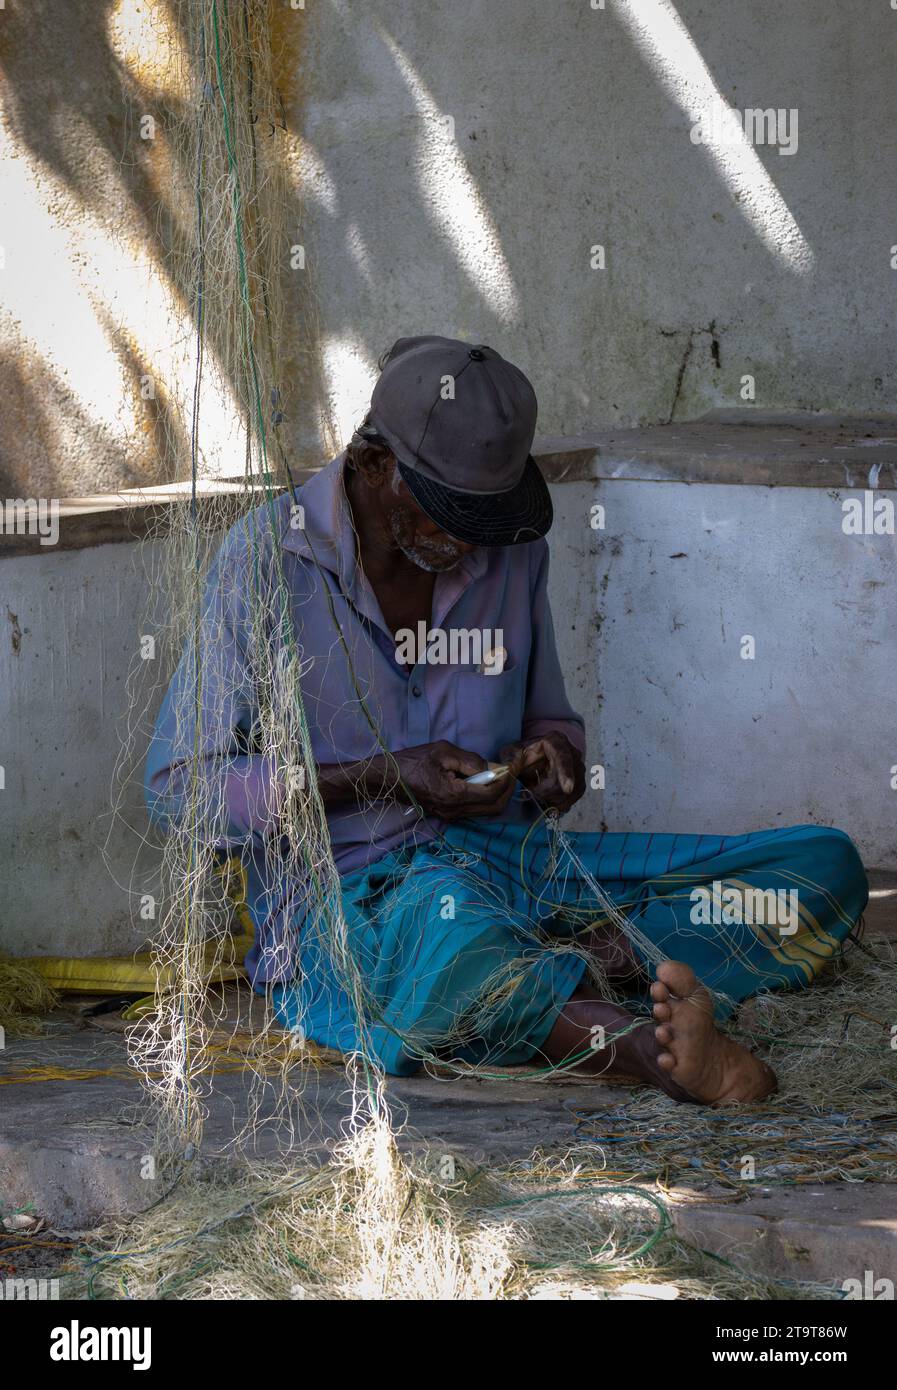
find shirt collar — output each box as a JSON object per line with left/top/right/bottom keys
{"left": 281, "top": 453, "right": 489, "bottom": 610}
{"left": 281, "top": 452, "right": 355, "bottom": 589}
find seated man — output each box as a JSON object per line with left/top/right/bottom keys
{"left": 145, "top": 335, "right": 868, "bottom": 1104}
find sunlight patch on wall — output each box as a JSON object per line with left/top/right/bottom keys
{"left": 0, "top": 147, "right": 242, "bottom": 482}
{"left": 107, "top": 0, "right": 185, "bottom": 104}
{"left": 615, "top": 0, "right": 814, "bottom": 276}
{"left": 380, "top": 30, "right": 522, "bottom": 324}
{"left": 321, "top": 334, "right": 379, "bottom": 449}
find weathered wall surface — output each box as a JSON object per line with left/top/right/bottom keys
{"left": 288, "top": 0, "right": 897, "bottom": 451}
{"left": 2, "top": 2, "right": 896, "bottom": 495}
{"left": 0, "top": 0, "right": 305, "bottom": 496}
{"left": 0, "top": 540, "right": 164, "bottom": 956}
{"left": 0, "top": 1, "right": 191, "bottom": 496}
{"left": 585, "top": 479, "right": 897, "bottom": 866}
{"left": 1, "top": 3, "right": 895, "bottom": 957}
{"left": 2, "top": 469, "right": 894, "bottom": 959}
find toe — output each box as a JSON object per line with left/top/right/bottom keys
{"left": 657, "top": 1051, "right": 676, "bottom": 1072}
{"left": 656, "top": 959, "right": 699, "bottom": 998}
{"left": 650, "top": 980, "right": 670, "bottom": 1003}
{"left": 654, "top": 1024, "right": 673, "bottom": 1046}
{"left": 652, "top": 1002, "right": 671, "bottom": 1022}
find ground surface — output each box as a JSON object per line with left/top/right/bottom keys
{"left": 2, "top": 872, "right": 896, "bottom": 1294}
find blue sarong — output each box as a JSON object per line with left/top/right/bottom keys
{"left": 272, "top": 820, "right": 868, "bottom": 1076}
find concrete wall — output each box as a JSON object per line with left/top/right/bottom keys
{"left": 298, "top": 0, "right": 897, "bottom": 449}
{"left": 0, "top": 1, "right": 305, "bottom": 496}
{"left": 2, "top": 467, "right": 894, "bottom": 959}
{"left": 1, "top": 3, "right": 895, "bottom": 956}
{"left": 1, "top": 0, "right": 191, "bottom": 496}
{"left": 2, "top": 1, "right": 896, "bottom": 495}
{"left": 0, "top": 541, "right": 164, "bottom": 956}
{"left": 583, "top": 479, "right": 897, "bottom": 866}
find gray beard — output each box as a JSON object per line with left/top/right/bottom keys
{"left": 396, "top": 542, "right": 462, "bottom": 573}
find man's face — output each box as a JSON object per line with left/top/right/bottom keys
{"left": 386, "top": 465, "right": 476, "bottom": 572}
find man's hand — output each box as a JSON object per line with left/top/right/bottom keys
{"left": 392, "top": 740, "right": 521, "bottom": 821}
{"left": 498, "top": 732, "right": 585, "bottom": 814}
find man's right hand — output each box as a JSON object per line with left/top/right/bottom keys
{"left": 390, "top": 740, "right": 521, "bottom": 821}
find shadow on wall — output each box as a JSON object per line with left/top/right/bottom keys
{"left": 292, "top": 0, "right": 896, "bottom": 453}
{"left": 1, "top": 0, "right": 894, "bottom": 495}
{"left": 0, "top": 0, "right": 197, "bottom": 494}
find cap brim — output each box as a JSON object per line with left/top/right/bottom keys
{"left": 396, "top": 456, "right": 553, "bottom": 547}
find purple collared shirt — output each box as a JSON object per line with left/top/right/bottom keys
{"left": 145, "top": 455, "right": 585, "bottom": 984}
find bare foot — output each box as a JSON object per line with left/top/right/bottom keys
{"left": 650, "top": 961, "right": 777, "bottom": 1105}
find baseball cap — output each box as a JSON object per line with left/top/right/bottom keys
{"left": 366, "top": 335, "right": 552, "bottom": 546}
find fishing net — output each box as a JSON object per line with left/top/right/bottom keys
{"left": 0, "top": 955, "right": 58, "bottom": 1039}
{"left": 62, "top": 0, "right": 892, "bottom": 1301}
{"left": 573, "top": 935, "right": 897, "bottom": 1188}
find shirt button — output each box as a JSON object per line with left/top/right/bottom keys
{"left": 411, "top": 684, "right": 422, "bottom": 698}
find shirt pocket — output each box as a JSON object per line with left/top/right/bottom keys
{"left": 452, "top": 656, "right": 527, "bottom": 758}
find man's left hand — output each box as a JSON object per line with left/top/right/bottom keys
{"left": 499, "top": 732, "right": 585, "bottom": 814}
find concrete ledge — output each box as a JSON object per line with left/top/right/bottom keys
{"left": 4, "top": 414, "right": 896, "bottom": 558}
{"left": 0, "top": 477, "right": 308, "bottom": 559}
{"left": 535, "top": 412, "right": 897, "bottom": 490}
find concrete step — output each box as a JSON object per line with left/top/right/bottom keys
{"left": 671, "top": 1185, "right": 897, "bottom": 1290}
{"left": 2, "top": 1019, "right": 896, "bottom": 1294}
